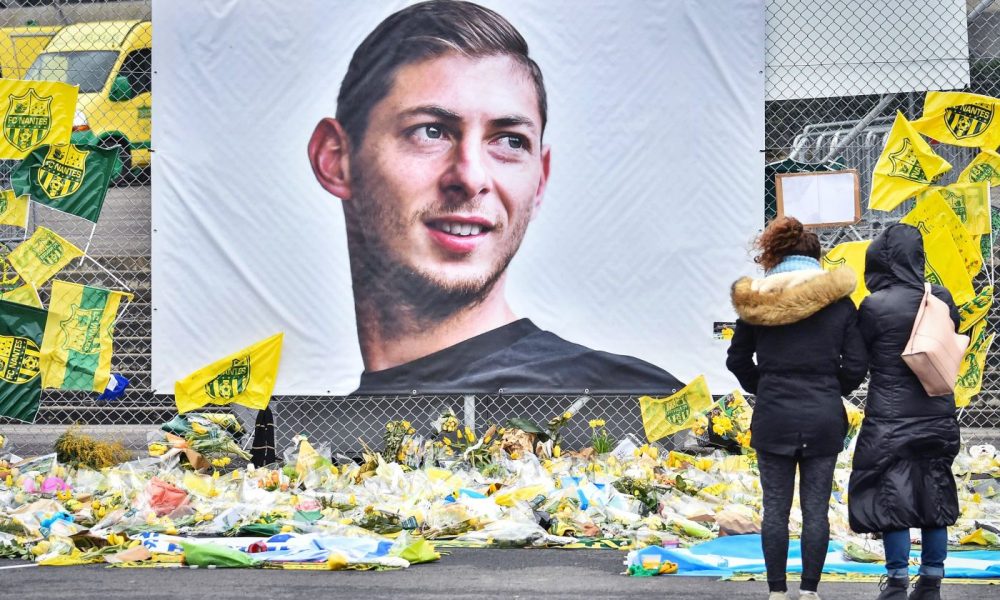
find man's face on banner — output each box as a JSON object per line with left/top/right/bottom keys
{"left": 347, "top": 53, "right": 550, "bottom": 298}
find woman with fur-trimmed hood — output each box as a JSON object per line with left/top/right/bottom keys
{"left": 727, "top": 216, "right": 867, "bottom": 600}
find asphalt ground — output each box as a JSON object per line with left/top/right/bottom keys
{"left": 1, "top": 549, "right": 996, "bottom": 600}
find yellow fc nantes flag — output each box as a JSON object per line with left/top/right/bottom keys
{"left": 912, "top": 91, "right": 1000, "bottom": 149}
{"left": 822, "top": 241, "right": 871, "bottom": 307}
{"left": 919, "top": 182, "right": 991, "bottom": 237}
{"left": 954, "top": 321, "right": 994, "bottom": 408}
{"left": 0, "top": 189, "right": 28, "bottom": 228}
{"left": 0, "top": 249, "right": 41, "bottom": 309}
{"left": 0, "top": 79, "right": 76, "bottom": 159}
{"left": 958, "top": 148, "right": 1000, "bottom": 186}
{"left": 902, "top": 192, "right": 982, "bottom": 279}
{"left": 175, "top": 332, "right": 283, "bottom": 414}
{"left": 7, "top": 226, "right": 83, "bottom": 288}
{"left": 959, "top": 285, "right": 993, "bottom": 334}
{"left": 918, "top": 225, "right": 975, "bottom": 305}
{"left": 870, "top": 112, "right": 952, "bottom": 211}
{"left": 40, "top": 280, "right": 133, "bottom": 392}
{"left": 639, "top": 375, "right": 713, "bottom": 443}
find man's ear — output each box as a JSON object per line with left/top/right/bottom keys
{"left": 531, "top": 144, "right": 551, "bottom": 217}
{"left": 308, "top": 118, "right": 352, "bottom": 200}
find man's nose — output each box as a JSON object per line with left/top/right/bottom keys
{"left": 441, "top": 138, "right": 490, "bottom": 202}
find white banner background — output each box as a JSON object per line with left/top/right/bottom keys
{"left": 151, "top": 0, "right": 765, "bottom": 395}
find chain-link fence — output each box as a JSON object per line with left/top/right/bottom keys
{"left": 0, "top": 0, "right": 997, "bottom": 459}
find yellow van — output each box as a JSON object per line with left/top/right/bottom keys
{"left": 25, "top": 20, "right": 151, "bottom": 177}
{"left": 0, "top": 25, "right": 60, "bottom": 79}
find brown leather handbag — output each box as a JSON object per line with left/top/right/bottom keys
{"left": 901, "top": 283, "right": 970, "bottom": 396}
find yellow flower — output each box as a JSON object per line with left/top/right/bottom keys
{"left": 588, "top": 419, "right": 605, "bottom": 429}
{"left": 553, "top": 445, "right": 562, "bottom": 458}
{"left": 736, "top": 430, "right": 752, "bottom": 448}
{"left": 455, "top": 429, "right": 464, "bottom": 441}
{"left": 563, "top": 411, "right": 572, "bottom": 420}
{"left": 464, "top": 427, "right": 476, "bottom": 442}
{"left": 712, "top": 415, "right": 734, "bottom": 436}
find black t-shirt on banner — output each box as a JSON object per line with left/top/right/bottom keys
{"left": 353, "top": 318, "right": 684, "bottom": 395}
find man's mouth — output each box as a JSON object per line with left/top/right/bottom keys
{"left": 425, "top": 217, "right": 495, "bottom": 253}
{"left": 429, "top": 222, "right": 485, "bottom": 236}
{"left": 426, "top": 217, "right": 494, "bottom": 237}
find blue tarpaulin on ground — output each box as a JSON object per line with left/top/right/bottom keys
{"left": 628, "top": 535, "right": 1000, "bottom": 579}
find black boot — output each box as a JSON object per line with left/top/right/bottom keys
{"left": 876, "top": 576, "right": 909, "bottom": 600}
{"left": 908, "top": 576, "right": 942, "bottom": 600}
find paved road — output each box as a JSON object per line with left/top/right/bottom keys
{"left": 1, "top": 549, "right": 994, "bottom": 600}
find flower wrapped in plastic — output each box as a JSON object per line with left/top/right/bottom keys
{"left": 148, "top": 413, "right": 249, "bottom": 469}
{"left": 696, "top": 390, "right": 753, "bottom": 455}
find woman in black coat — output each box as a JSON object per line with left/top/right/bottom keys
{"left": 727, "top": 217, "right": 868, "bottom": 600}
{"left": 848, "top": 224, "right": 961, "bottom": 600}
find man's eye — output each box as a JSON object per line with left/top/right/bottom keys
{"left": 498, "top": 135, "right": 528, "bottom": 151}
{"left": 413, "top": 125, "right": 445, "bottom": 141}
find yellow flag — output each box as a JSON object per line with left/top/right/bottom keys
{"left": 1, "top": 283, "right": 41, "bottom": 308}
{"left": 0, "top": 79, "right": 77, "bottom": 159}
{"left": 0, "top": 190, "right": 28, "bottom": 227}
{"left": 958, "top": 149, "right": 1000, "bottom": 186}
{"left": 919, "top": 226, "right": 975, "bottom": 305}
{"left": 919, "top": 182, "right": 991, "bottom": 237}
{"left": 175, "top": 332, "right": 283, "bottom": 414}
{"left": 0, "top": 250, "right": 41, "bottom": 308}
{"left": 912, "top": 91, "right": 1000, "bottom": 149}
{"left": 959, "top": 285, "right": 993, "bottom": 334}
{"left": 638, "top": 375, "right": 713, "bottom": 443}
{"left": 955, "top": 321, "right": 993, "bottom": 408}
{"left": 822, "top": 241, "right": 871, "bottom": 307}
{"left": 7, "top": 226, "right": 83, "bottom": 288}
{"left": 870, "top": 112, "right": 952, "bottom": 211}
{"left": 902, "top": 193, "right": 981, "bottom": 278}
{"left": 40, "top": 280, "right": 133, "bottom": 392}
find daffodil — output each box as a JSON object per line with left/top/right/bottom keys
{"left": 712, "top": 415, "right": 734, "bottom": 436}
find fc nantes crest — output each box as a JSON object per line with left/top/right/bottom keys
{"left": 945, "top": 103, "right": 994, "bottom": 140}
{"left": 205, "top": 356, "right": 251, "bottom": 400}
{"left": 4, "top": 89, "right": 51, "bottom": 153}
{"left": 37, "top": 144, "right": 88, "bottom": 200}
{"left": 0, "top": 334, "right": 40, "bottom": 384}
{"left": 968, "top": 163, "right": 1000, "bottom": 183}
{"left": 888, "top": 138, "right": 927, "bottom": 182}
{"left": 0, "top": 254, "right": 24, "bottom": 294}
{"left": 662, "top": 395, "right": 691, "bottom": 426}
{"left": 29, "top": 230, "right": 66, "bottom": 266}
{"left": 59, "top": 304, "right": 104, "bottom": 355}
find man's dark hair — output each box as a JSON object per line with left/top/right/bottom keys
{"left": 336, "top": 0, "right": 547, "bottom": 146}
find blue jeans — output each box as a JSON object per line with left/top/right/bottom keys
{"left": 883, "top": 528, "right": 947, "bottom": 578}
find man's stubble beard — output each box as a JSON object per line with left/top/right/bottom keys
{"left": 345, "top": 160, "right": 532, "bottom": 340}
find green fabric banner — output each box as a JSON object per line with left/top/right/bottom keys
{"left": 0, "top": 298, "right": 46, "bottom": 422}
{"left": 181, "top": 541, "right": 260, "bottom": 568}
{"left": 11, "top": 143, "right": 119, "bottom": 222}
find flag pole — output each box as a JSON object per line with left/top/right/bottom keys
{"left": 82, "top": 221, "right": 96, "bottom": 257}
{"left": 82, "top": 255, "right": 131, "bottom": 293}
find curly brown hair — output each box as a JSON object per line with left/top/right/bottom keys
{"left": 754, "top": 216, "right": 820, "bottom": 271}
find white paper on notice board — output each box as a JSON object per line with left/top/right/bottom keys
{"left": 778, "top": 170, "right": 859, "bottom": 226}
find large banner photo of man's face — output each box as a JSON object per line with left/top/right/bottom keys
{"left": 152, "top": 0, "right": 765, "bottom": 396}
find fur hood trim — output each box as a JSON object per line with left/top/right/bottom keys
{"left": 731, "top": 268, "right": 857, "bottom": 326}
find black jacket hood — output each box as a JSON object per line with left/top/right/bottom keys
{"left": 865, "top": 223, "right": 925, "bottom": 293}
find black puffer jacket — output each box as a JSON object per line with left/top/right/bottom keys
{"left": 848, "top": 224, "right": 961, "bottom": 534}
{"left": 727, "top": 266, "right": 868, "bottom": 457}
